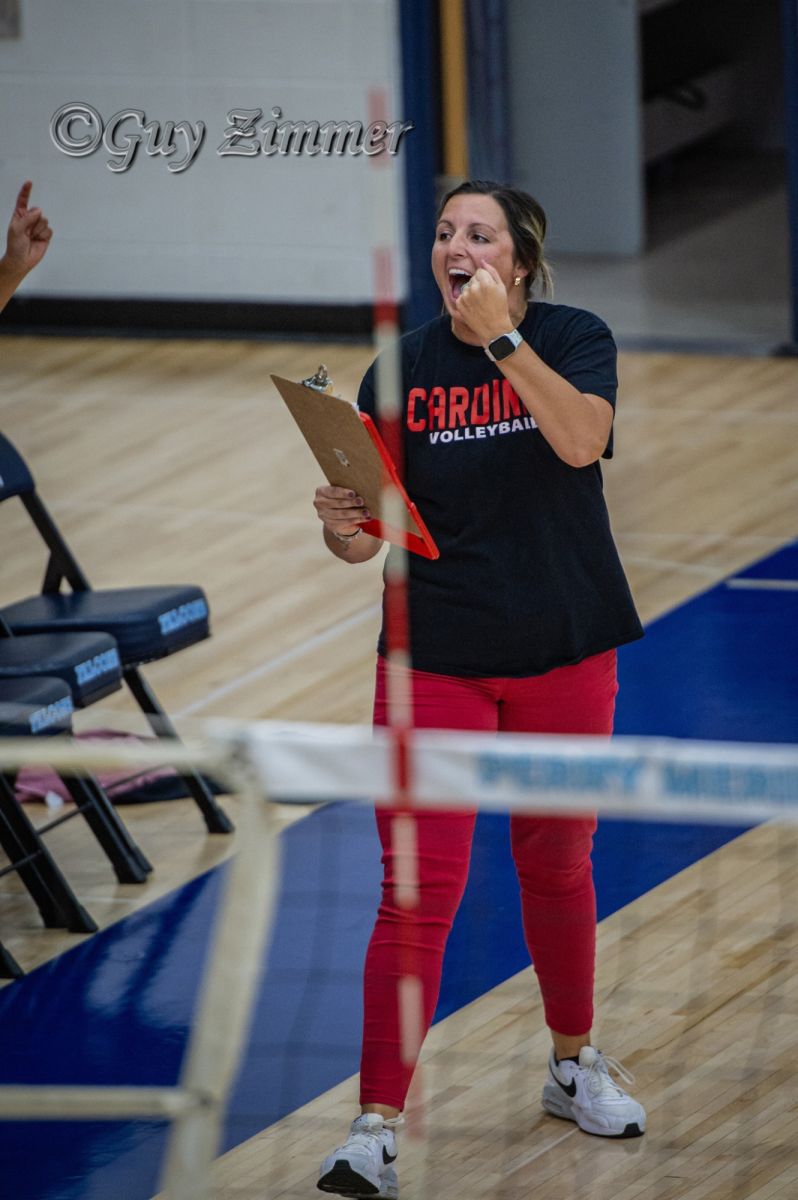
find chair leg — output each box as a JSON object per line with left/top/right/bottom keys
{"left": 0, "top": 775, "right": 98, "bottom": 934}
{"left": 0, "top": 941, "right": 23, "bottom": 979}
{"left": 123, "top": 667, "right": 234, "bottom": 834}
{"left": 80, "top": 773, "right": 153, "bottom": 875}
{"left": 60, "top": 776, "right": 150, "bottom": 884}
{"left": 0, "top": 781, "right": 62, "bottom": 928}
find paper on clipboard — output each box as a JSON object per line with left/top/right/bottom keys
{"left": 271, "top": 374, "right": 439, "bottom": 560}
{"left": 271, "top": 372, "right": 439, "bottom": 559}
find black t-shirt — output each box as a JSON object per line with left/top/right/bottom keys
{"left": 357, "top": 303, "right": 644, "bottom": 678}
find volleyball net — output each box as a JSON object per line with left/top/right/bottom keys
{"left": 0, "top": 723, "right": 797, "bottom": 1198}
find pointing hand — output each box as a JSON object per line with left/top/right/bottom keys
{"left": 5, "top": 182, "right": 53, "bottom": 279}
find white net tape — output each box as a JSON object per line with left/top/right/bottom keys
{"left": 2, "top": 721, "right": 798, "bottom": 822}
{"left": 233, "top": 722, "right": 798, "bottom": 824}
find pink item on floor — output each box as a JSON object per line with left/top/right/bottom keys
{"left": 15, "top": 729, "right": 178, "bottom": 805}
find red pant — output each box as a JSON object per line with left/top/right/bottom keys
{"left": 359, "top": 650, "right": 618, "bottom": 1109}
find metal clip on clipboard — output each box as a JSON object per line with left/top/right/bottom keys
{"left": 272, "top": 368, "right": 439, "bottom": 560}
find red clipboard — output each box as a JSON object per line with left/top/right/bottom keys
{"left": 271, "top": 373, "right": 439, "bottom": 560}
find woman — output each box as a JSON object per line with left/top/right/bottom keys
{"left": 314, "top": 181, "right": 646, "bottom": 1199}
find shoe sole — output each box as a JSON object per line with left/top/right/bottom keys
{"left": 542, "top": 1094, "right": 645, "bottom": 1139}
{"left": 318, "top": 1160, "right": 380, "bottom": 1197}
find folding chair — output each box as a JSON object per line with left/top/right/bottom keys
{"left": 0, "top": 433, "right": 232, "bottom": 834}
{"left": 0, "top": 676, "right": 98, "bottom": 978}
{"left": 0, "top": 617, "right": 151, "bottom": 883}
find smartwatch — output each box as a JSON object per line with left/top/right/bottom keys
{"left": 485, "top": 328, "right": 523, "bottom": 362}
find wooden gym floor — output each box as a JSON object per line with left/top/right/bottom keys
{"left": 1, "top": 335, "right": 797, "bottom": 1197}
{"left": 207, "top": 823, "right": 798, "bottom": 1200}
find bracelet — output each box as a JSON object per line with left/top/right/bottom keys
{"left": 332, "top": 527, "right": 363, "bottom": 546}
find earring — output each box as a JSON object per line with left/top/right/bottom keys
{"left": 514, "top": 276, "right": 522, "bottom": 286}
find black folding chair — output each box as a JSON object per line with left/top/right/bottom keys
{"left": 0, "top": 432, "right": 232, "bottom": 834}
{"left": 0, "top": 676, "right": 98, "bottom": 978}
{"left": 0, "top": 618, "right": 151, "bottom": 883}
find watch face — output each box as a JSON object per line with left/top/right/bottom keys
{"left": 490, "top": 335, "right": 516, "bottom": 361}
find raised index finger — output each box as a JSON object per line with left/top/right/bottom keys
{"left": 13, "top": 181, "right": 33, "bottom": 219}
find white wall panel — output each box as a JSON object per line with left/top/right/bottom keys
{"left": 0, "top": 0, "right": 404, "bottom": 301}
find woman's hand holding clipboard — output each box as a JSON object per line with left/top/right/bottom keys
{"left": 271, "top": 371, "right": 439, "bottom": 560}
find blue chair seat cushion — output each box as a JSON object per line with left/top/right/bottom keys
{"left": 2, "top": 586, "right": 210, "bottom": 665}
{"left": 0, "top": 676, "right": 74, "bottom": 737}
{"left": 0, "top": 632, "right": 122, "bottom": 708}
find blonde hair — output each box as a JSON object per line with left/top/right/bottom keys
{"left": 437, "top": 179, "right": 552, "bottom": 299}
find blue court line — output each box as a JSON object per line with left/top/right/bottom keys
{"left": 0, "top": 541, "right": 795, "bottom": 1199}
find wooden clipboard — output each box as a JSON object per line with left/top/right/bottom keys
{"left": 271, "top": 374, "right": 439, "bottom": 559}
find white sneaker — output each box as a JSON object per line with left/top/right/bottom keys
{"left": 318, "top": 1113, "right": 401, "bottom": 1198}
{"left": 542, "top": 1046, "right": 645, "bottom": 1138}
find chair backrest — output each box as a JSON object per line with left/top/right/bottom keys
{"left": 0, "top": 434, "right": 35, "bottom": 503}
{"left": 0, "top": 431, "right": 89, "bottom": 593}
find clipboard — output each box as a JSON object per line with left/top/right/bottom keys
{"left": 271, "top": 373, "right": 439, "bottom": 560}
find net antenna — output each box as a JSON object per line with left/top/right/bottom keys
{"left": 369, "top": 65, "right": 426, "bottom": 1117}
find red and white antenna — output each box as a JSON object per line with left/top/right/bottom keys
{"left": 368, "top": 78, "right": 425, "bottom": 1113}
